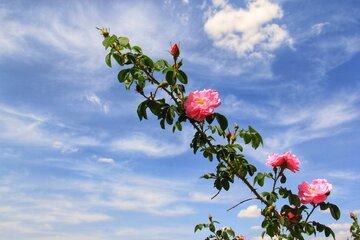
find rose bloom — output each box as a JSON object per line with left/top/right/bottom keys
{"left": 266, "top": 151, "right": 300, "bottom": 172}
{"left": 298, "top": 179, "right": 332, "bottom": 204}
{"left": 184, "top": 89, "right": 221, "bottom": 121}
{"left": 237, "top": 236, "right": 248, "bottom": 240}
{"left": 281, "top": 206, "right": 302, "bottom": 224}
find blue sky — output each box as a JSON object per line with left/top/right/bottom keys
{"left": 0, "top": 0, "right": 359, "bottom": 239}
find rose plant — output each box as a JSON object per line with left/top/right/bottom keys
{"left": 98, "top": 28, "right": 344, "bottom": 239}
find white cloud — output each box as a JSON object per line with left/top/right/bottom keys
{"left": 328, "top": 170, "right": 360, "bottom": 180}
{"left": 225, "top": 92, "right": 360, "bottom": 161}
{"left": 0, "top": 104, "right": 100, "bottom": 153}
{"left": 250, "top": 225, "right": 261, "bottom": 230}
{"left": 237, "top": 205, "right": 261, "bottom": 218}
{"left": 114, "top": 226, "right": 192, "bottom": 240}
{"left": 311, "top": 22, "right": 330, "bottom": 35}
{"left": 110, "top": 131, "right": 189, "bottom": 157}
{"left": 96, "top": 157, "right": 115, "bottom": 164}
{"left": 0, "top": 160, "right": 198, "bottom": 239}
{"left": 204, "top": 0, "right": 292, "bottom": 57}
{"left": 353, "top": 209, "right": 360, "bottom": 214}
{"left": 86, "top": 94, "right": 109, "bottom": 113}
{"left": 212, "top": 0, "right": 228, "bottom": 8}
{"left": 221, "top": 94, "right": 267, "bottom": 119}
{"left": 52, "top": 141, "right": 79, "bottom": 153}
{"left": 251, "top": 236, "right": 272, "bottom": 240}
{"left": 327, "top": 223, "right": 351, "bottom": 230}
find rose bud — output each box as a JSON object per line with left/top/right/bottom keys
{"left": 170, "top": 43, "right": 180, "bottom": 59}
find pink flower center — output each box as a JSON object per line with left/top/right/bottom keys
{"left": 310, "top": 186, "right": 316, "bottom": 195}
{"left": 198, "top": 98, "right": 205, "bottom": 105}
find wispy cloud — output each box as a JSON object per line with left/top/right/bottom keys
{"left": 311, "top": 22, "right": 330, "bottom": 35}
{"left": 0, "top": 157, "right": 199, "bottom": 239}
{"left": 0, "top": 104, "right": 100, "bottom": 152}
{"left": 86, "top": 94, "right": 109, "bottom": 113}
{"left": 224, "top": 91, "right": 360, "bottom": 161}
{"left": 327, "top": 223, "right": 352, "bottom": 230}
{"left": 328, "top": 170, "right": 360, "bottom": 180}
{"left": 96, "top": 157, "right": 115, "bottom": 164}
{"left": 110, "top": 129, "right": 191, "bottom": 157}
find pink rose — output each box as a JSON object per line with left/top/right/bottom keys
{"left": 298, "top": 179, "right": 332, "bottom": 204}
{"left": 184, "top": 89, "right": 221, "bottom": 121}
{"left": 266, "top": 151, "right": 300, "bottom": 172}
{"left": 237, "top": 236, "right": 248, "bottom": 240}
{"left": 266, "top": 153, "right": 285, "bottom": 167}
{"left": 170, "top": 43, "right": 180, "bottom": 58}
{"left": 283, "top": 152, "right": 300, "bottom": 172}
{"left": 281, "top": 206, "right": 302, "bottom": 224}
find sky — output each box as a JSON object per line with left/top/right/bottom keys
{"left": 0, "top": 0, "right": 359, "bottom": 239}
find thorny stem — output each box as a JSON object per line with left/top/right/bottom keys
{"left": 272, "top": 167, "right": 284, "bottom": 193}
{"left": 113, "top": 42, "right": 271, "bottom": 208}
{"left": 305, "top": 204, "right": 318, "bottom": 223}
{"left": 190, "top": 122, "right": 270, "bottom": 207}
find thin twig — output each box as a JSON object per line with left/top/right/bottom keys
{"left": 227, "top": 197, "right": 259, "bottom": 211}
{"left": 211, "top": 190, "right": 221, "bottom": 200}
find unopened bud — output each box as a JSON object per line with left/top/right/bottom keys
{"left": 170, "top": 43, "right": 180, "bottom": 59}
{"left": 226, "top": 130, "right": 231, "bottom": 139}
{"left": 136, "top": 85, "right": 144, "bottom": 94}
{"left": 350, "top": 212, "right": 356, "bottom": 219}
{"left": 158, "top": 81, "right": 169, "bottom": 88}
{"left": 97, "top": 27, "right": 110, "bottom": 38}
{"left": 234, "top": 123, "right": 239, "bottom": 131}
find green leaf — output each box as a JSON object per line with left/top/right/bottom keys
{"left": 154, "top": 59, "right": 166, "bottom": 71}
{"left": 227, "top": 228, "right": 235, "bottom": 237}
{"left": 132, "top": 45, "right": 142, "bottom": 53}
{"left": 215, "top": 113, "right": 228, "bottom": 131}
{"left": 103, "top": 35, "right": 117, "bottom": 49}
{"left": 319, "top": 202, "right": 328, "bottom": 211}
{"left": 214, "top": 178, "right": 222, "bottom": 190}
{"left": 160, "top": 118, "right": 165, "bottom": 129}
{"left": 255, "top": 173, "right": 265, "bottom": 186}
{"left": 251, "top": 134, "right": 261, "bottom": 149}
{"left": 244, "top": 133, "right": 251, "bottom": 144}
{"left": 112, "top": 53, "right": 123, "bottom": 66}
{"left": 280, "top": 174, "right": 287, "bottom": 184}
{"left": 175, "top": 121, "right": 182, "bottom": 131}
{"left": 105, "top": 52, "right": 112, "bottom": 67}
{"left": 178, "top": 70, "right": 188, "bottom": 84}
{"left": 146, "top": 100, "right": 160, "bottom": 116}
{"left": 205, "top": 115, "right": 215, "bottom": 124}
{"left": 125, "top": 77, "right": 135, "bottom": 90}
{"left": 209, "top": 223, "right": 215, "bottom": 233}
{"left": 247, "top": 164, "right": 257, "bottom": 176}
{"left": 118, "top": 37, "right": 129, "bottom": 47}
{"left": 141, "top": 55, "right": 154, "bottom": 68}
{"left": 194, "top": 224, "right": 203, "bottom": 233}
{"left": 118, "top": 69, "right": 130, "bottom": 83}
{"left": 166, "top": 108, "right": 174, "bottom": 125}
{"left": 248, "top": 125, "right": 256, "bottom": 133}
{"left": 136, "top": 101, "right": 147, "bottom": 121}
{"left": 165, "top": 70, "right": 175, "bottom": 85}
{"left": 329, "top": 203, "right": 341, "bottom": 220}
{"left": 289, "top": 193, "right": 301, "bottom": 207}
{"left": 221, "top": 179, "right": 230, "bottom": 191}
